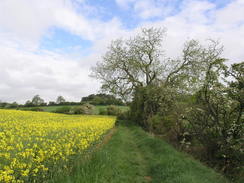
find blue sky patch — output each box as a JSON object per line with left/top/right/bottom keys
{"left": 40, "top": 27, "right": 92, "bottom": 55}
{"left": 39, "top": 0, "right": 234, "bottom": 57}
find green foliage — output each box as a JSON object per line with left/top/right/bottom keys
{"left": 56, "top": 96, "right": 66, "bottom": 104}
{"left": 53, "top": 105, "right": 95, "bottom": 115}
{"left": 130, "top": 85, "right": 177, "bottom": 131}
{"left": 186, "top": 61, "right": 244, "bottom": 177}
{"left": 81, "top": 94, "right": 124, "bottom": 106}
{"left": 4, "top": 102, "right": 19, "bottom": 109}
{"left": 71, "top": 106, "right": 84, "bottom": 114}
{"left": 31, "top": 95, "right": 45, "bottom": 106}
{"left": 92, "top": 26, "right": 242, "bottom": 179}
{"left": 126, "top": 38, "right": 243, "bottom": 178}
{"left": 25, "top": 100, "right": 34, "bottom": 107}
{"left": 71, "top": 103, "right": 95, "bottom": 115}
{"left": 98, "top": 108, "right": 108, "bottom": 115}
{"left": 98, "top": 106, "right": 130, "bottom": 118}
{"left": 117, "top": 110, "right": 130, "bottom": 120}
{"left": 0, "top": 102, "right": 8, "bottom": 108}
{"left": 147, "top": 114, "right": 166, "bottom": 133}
{"left": 107, "top": 105, "right": 121, "bottom": 116}
{"left": 92, "top": 28, "right": 166, "bottom": 101}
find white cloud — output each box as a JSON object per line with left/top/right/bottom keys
{"left": 134, "top": 0, "right": 163, "bottom": 19}
{"left": 0, "top": 0, "right": 124, "bottom": 47}
{"left": 116, "top": 0, "right": 182, "bottom": 19}
{"left": 0, "top": 0, "right": 127, "bottom": 103}
{"left": 0, "top": 0, "right": 63, "bottom": 48}
{"left": 0, "top": 0, "right": 244, "bottom": 103}
{"left": 179, "top": 0, "right": 216, "bottom": 24}
{"left": 214, "top": 0, "right": 244, "bottom": 30}
{"left": 0, "top": 44, "right": 100, "bottom": 103}
{"left": 138, "top": 0, "right": 244, "bottom": 64}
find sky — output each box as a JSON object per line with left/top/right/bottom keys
{"left": 0, "top": 0, "right": 243, "bottom": 103}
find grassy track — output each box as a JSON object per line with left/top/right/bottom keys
{"left": 52, "top": 121, "right": 228, "bottom": 183}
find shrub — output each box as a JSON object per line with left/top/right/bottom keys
{"left": 147, "top": 114, "right": 166, "bottom": 133}
{"left": 4, "top": 103, "right": 19, "bottom": 109}
{"left": 186, "top": 62, "right": 244, "bottom": 177}
{"left": 72, "top": 106, "right": 83, "bottom": 114}
{"left": 99, "top": 108, "right": 108, "bottom": 115}
{"left": 130, "top": 85, "right": 177, "bottom": 130}
{"left": 72, "top": 103, "right": 95, "bottom": 115}
{"left": 117, "top": 110, "right": 130, "bottom": 120}
{"left": 107, "top": 105, "right": 121, "bottom": 116}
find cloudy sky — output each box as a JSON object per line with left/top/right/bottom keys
{"left": 0, "top": 0, "right": 243, "bottom": 103}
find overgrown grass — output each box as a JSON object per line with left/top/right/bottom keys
{"left": 51, "top": 121, "right": 229, "bottom": 183}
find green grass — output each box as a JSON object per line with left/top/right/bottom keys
{"left": 51, "top": 121, "right": 229, "bottom": 183}
{"left": 17, "top": 105, "right": 76, "bottom": 112}
{"left": 37, "top": 105, "right": 77, "bottom": 112}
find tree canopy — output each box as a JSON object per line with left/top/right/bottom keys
{"left": 92, "top": 28, "right": 165, "bottom": 100}
{"left": 56, "top": 96, "right": 66, "bottom": 104}
{"left": 92, "top": 28, "right": 224, "bottom": 100}
{"left": 31, "top": 95, "right": 45, "bottom": 106}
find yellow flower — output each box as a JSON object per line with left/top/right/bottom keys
{"left": 21, "top": 169, "right": 29, "bottom": 177}
{"left": 0, "top": 109, "right": 116, "bottom": 182}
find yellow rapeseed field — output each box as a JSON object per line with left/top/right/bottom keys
{"left": 0, "top": 109, "right": 116, "bottom": 183}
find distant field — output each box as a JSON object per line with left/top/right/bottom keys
{"left": 17, "top": 105, "right": 129, "bottom": 114}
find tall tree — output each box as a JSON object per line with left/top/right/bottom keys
{"left": 92, "top": 28, "right": 166, "bottom": 101}
{"left": 31, "top": 95, "right": 44, "bottom": 106}
{"left": 92, "top": 28, "right": 223, "bottom": 100}
{"left": 56, "top": 96, "right": 66, "bottom": 104}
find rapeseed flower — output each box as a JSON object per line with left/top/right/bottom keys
{"left": 0, "top": 109, "right": 115, "bottom": 182}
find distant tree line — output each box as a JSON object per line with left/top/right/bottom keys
{"left": 0, "top": 101, "right": 19, "bottom": 109}
{"left": 0, "top": 93, "right": 125, "bottom": 109}
{"left": 81, "top": 93, "right": 124, "bottom": 105}
{"left": 92, "top": 27, "right": 243, "bottom": 180}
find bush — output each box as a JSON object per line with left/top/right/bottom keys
{"left": 72, "top": 103, "right": 95, "bottom": 115}
{"left": 107, "top": 105, "right": 121, "bottom": 116}
{"left": 130, "top": 85, "right": 177, "bottom": 130}
{"left": 147, "top": 114, "right": 166, "bottom": 133}
{"left": 99, "top": 108, "right": 108, "bottom": 115}
{"left": 72, "top": 106, "right": 83, "bottom": 114}
{"left": 4, "top": 103, "right": 19, "bottom": 109}
{"left": 54, "top": 106, "right": 71, "bottom": 114}
{"left": 117, "top": 110, "right": 130, "bottom": 120}
{"left": 81, "top": 93, "right": 124, "bottom": 105}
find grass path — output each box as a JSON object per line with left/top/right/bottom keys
{"left": 52, "top": 121, "right": 229, "bottom": 183}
